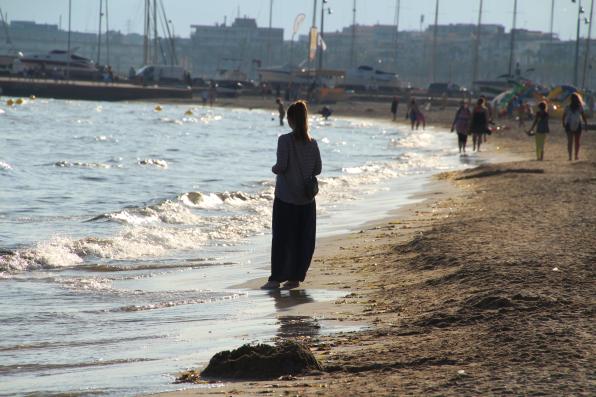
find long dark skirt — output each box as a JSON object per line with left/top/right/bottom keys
{"left": 269, "top": 198, "right": 316, "bottom": 282}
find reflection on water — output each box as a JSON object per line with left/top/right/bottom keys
{"left": 268, "top": 290, "right": 321, "bottom": 339}
{"left": 459, "top": 153, "right": 486, "bottom": 166}
{"left": 277, "top": 316, "right": 321, "bottom": 339}
{"left": 268, "top": 289, "right": 314, "bottom": 311}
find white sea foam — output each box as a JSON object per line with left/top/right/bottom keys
{"left": 4, "top": 123, "right": 459, "bottom": 275}
{"left": 0, "top": 237, "right": 84, "bottom": 272}
{"left": 160, "top": 117, "right": 183, "bottom": 125}
{"left": 0, "top": 160, "right": 12, "bottom": 170}
{"left": 55, "top": 160, "right": 114, "bottom": 169}
{"left": 138, "top": 158, "right": 168, "bottom": 168}
{"left": 58, "top": 276, "right": 114, "bottom": 292}
{"left": 4, "top": 144, "right": 454, "bottom": 274}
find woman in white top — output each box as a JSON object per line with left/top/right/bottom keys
{"left": 562, "top": 93, "right": 588, "bottom": 161}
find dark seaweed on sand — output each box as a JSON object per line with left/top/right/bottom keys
{"left": 177, "top": 340, "right": 322, "bottom": 382}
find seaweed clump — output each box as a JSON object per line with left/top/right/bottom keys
{"left": 177, "top": 340, "right": 322, "bottom": 382}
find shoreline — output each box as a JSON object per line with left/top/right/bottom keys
{"left": 155, "top": 99, "right": 594, "bottom": 395}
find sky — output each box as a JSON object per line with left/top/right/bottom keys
{"left": 0, "top": 0, "right": 592, "bottom": 41}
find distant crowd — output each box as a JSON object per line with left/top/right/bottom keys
{"left": 387, "top": 90, "right": 588, "bottom": 162}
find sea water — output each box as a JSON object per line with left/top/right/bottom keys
{"left": 0, "top": 98, "right": 480, "bottom": 396}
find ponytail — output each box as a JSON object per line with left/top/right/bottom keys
{"left": 287, "top": 100, "right": 311, "bottom": 142}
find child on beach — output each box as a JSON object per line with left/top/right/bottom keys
{"left": 526, "top": 101, "right": 549, "bottom": 161}
{"left": 562, "top": 93, "right": 588, "bottom": 161}
{"left": 517, "top": 100, "right": 527, "bottom": 129}
{"left": 262, "top": 101, "right": 322, "bottom": 290}
{"left": 451, "top": 100, "right": 471, "bottom": 154}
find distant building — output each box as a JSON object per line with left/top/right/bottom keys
{"left": 0, "top": 20, "right": 189, "bottom": 76}
{"left": 190, "top": 17, "right": 284, "bottom": 79}
{"left": 0, "top": 18, "right": 590, "bottom": 89}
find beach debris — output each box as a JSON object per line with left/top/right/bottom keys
{"left": 29, "top": 95, "right": 36, "bottom": 100}
{"left": 177, "top": 340, "right": 322, "bottom": 382}
{"left": 15, "top": 98, "right": 24, "bottom": 105}
{"left": 552, "top": 267, "right": 559, "bottom": 272}
{"left": 138, "top": 159, "right": 168, "bottom": 168}
{"left": 154, "top": 104, "right": 163, "bottom": 112}
{"left": 184, "top": 109, "right": 193, "bottom": 116}
{"left": 6, "top": 98, "right": 14, "bottom": 106}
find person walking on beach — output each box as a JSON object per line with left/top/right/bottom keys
{"left": 391, "top": 96, "right": 399, "bottom": 121}
{"left": 517, "top": 99, "right": 527, "bottom": 129}
{"left": 208, "top": 82, "right": 217, "bottom": 106}
{"left": 480, "top": 95, "right": 493, "bottom": 143}
{"left": 563, "top": 93, "right": 588, "bottom": 161}
{"left": 407, "top": 99, "right": 420, "bottom": 130}
{"left": 262, "top": 101, "right": 322, "bottom": 290}
{"left": 526, "top": 101, "right": 550, "bottom": 161}
{"left": 451, "top": 100, "right": 471, "bottom": 154}
{"left": 276, "top": 98, "right": 286, "bottom": 126}
{"left": 470, "top": 98, "right": 490, "bottom": 152}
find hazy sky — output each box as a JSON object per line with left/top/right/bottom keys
{"left": 0, "top": 0, "right": 591, "bottom": 41}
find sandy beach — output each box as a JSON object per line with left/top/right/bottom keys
{"left": 154, "top": 97, "right": 595, "bottom": 396}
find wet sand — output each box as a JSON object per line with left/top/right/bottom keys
{"left": 155, "top": 98, "right": 595, "bottom": 396}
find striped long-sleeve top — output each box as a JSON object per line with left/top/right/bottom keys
{"left": 272, "top": 132, "right": 322, "bottom": 205}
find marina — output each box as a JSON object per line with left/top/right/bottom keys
{"left": 0, "top": 77, "right": 192, "bottom": 101}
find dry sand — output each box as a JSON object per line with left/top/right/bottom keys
{"left": 155, "top": 97, "right": 595, "bottom": 396}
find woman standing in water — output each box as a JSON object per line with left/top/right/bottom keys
{"left": 562, "top": 93, "right": 588, "bottom": 161}
{"left": 470, "top": 97, "right": 490, "bottom": 152}
{"left": 407, "top": 99, "right": 420, "bottom": 130}
{"left": 262, "top": 101, "right": 322, "bottom": 290}
{"left": 451, "top": 100, "right": 471, "bottom": 154}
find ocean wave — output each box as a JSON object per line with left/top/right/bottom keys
{"left": 0, "top": 357, "right": 156, "bottom": 375}
{"left": 74, "top": 261, "right": 211, "bottom": 272}
{"left": 104, "top": 291, "right": 245, "bottom": 313}
{"left": 55, "top": 160, "right": 116, "bottom": 169}
{"left": 4, "top": 147, "right": 455, "bottom": 275}
{"left": 0, "top": 238, "right": 83, "bottom": 272}
{"left": 179, "top": 189, "right": 273, "bottom": 209}
{"left": 95, "top": 200, "right": 203, "bottom": 226}
{"left": 0, "top": 334, "right": 165, "bottom": 353}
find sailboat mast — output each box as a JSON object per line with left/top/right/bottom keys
{"left": 159, "top": 0, "right": 178, "bottom": 65}
{"left": 97, "top": 0, "right": 103, "bottom": 65}
{"left": 67, "top": 0, "right": 71, "bottom": 79}
{"left": 394, "top": 0, "right": 401, "bottom": 70}
{"left": 105, "top": 0, "right": 110, "bottom": 66}
{"left": 153, "top": 0, "right": 158, "bottom": 64}
{"left": 582, "top": 0, "right": 594, "bottom": 88}
{"left": 143, "top": 0, "right": 149, "bottom": 65}
{"left": 267, "top": 0, "right": 273, "bottom": 66}
{"left": 350, "top": 0, "right": 356, "bottom": 67}
{"left": 431, "top": 0, "right": 439, "bottom": 82}
{"left": 472, "top": 0, "right": 483, "bottom": 84}
{"left": 508, "top": 0, "right": 518, "bottom": 76}
{"left": 550, "top": 0, "right": 555, "bottom": 41}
